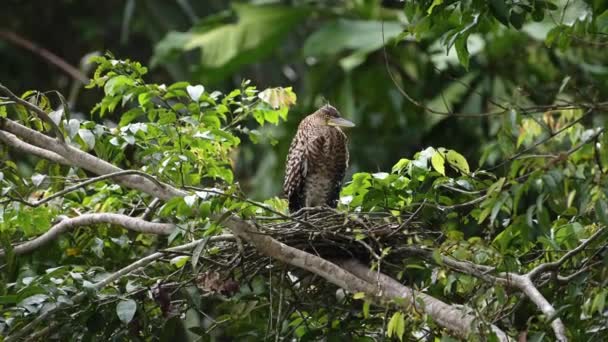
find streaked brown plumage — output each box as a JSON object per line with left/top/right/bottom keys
{"left": 283, "top": 105, "right": 355, "bottom": 213}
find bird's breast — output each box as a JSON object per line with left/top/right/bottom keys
{"left": 303, "top": 169, "right": 334, "bottom": 207}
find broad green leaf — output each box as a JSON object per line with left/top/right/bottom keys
{"left": 302, "top": 19, "right": 403, "bottom": 57}
{"left": 446, "top": 150, "right": 470, "bottom": 174}
{"left": 104, "top": 75, "right": 134, "bottom": 96}
{"left": 182, "top": 5, "right": 307, "bottom": 69}
{"left": 392, "top": 158, "right": 410, "bottom": 173}
{"left": 592, "top": 289, "right": 606, "bottom": 314}
{"left": 427, "top": 0, "right": 443, "bottom": 14}
{"left": 489, "top": 0, "right": 510, "bottom": 27}
{"left": 455, "top": 34, "right": 470, "bottom": 69}
{"left": 595, "top": 199, "right": 608, "bottom": 226}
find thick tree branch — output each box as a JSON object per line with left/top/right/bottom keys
{"left": 221, "top": 215, "right": 511, "bottom": 341}
{"left": 338, "top": 259, "right": 510, "bottom": 341}
{"left": 0, "top": 129, "right": 70, "bottom": 165}
{"left": 0, "top": 213, "right": 176, "bottom": 257}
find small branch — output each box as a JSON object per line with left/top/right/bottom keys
{"left": 8, "top": 170, "right": 167, "bottom": 208}
{"left": 1, "top": 213, "right": 177, "bottom": 257}
{"left": 394, "top": 245, "right": 567, "bottom": 341}
{"left": 0, "top": 30, "right": 88, "bottom": 83}
{"left": 0, "top": 83, "right": 64, "bottom": 141}
{"left": 527, "top": 228, "right": 606, "bottom": 280}
{"left": 94, "top": 234, "right": 234, "bottom": 289}
{"left": 142, "top": 197, "right": 161, "bottom": 220}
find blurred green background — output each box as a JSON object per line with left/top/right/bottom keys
{"left": 2, "top": 0, "right": 607, "bottom": 199}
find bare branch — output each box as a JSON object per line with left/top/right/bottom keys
{"left": 514, "top": 277, "right": 567, "bottom": 341}
{"left": 94, "top": 234, "right": 235, "bottom": 289}
{"left": 0, "top": 30, "right": 88, "bottom": 83}
{"left": 394, "top": 245, "right": 568, "bottom": 341}
{"left": 142, "top": 197, "right": 161, "bottom": 220}
{"left": 528, "top": 228, "right": 606, "bottom": 280}
{"left": 0, "top": 213, "right": 176, "bottom": 257}
{"left": 10, "top": 170, "right": 168, "bottom": 208}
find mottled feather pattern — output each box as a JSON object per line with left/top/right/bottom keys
{"left": 283, "top": 106, "right": 351, "bottom": 212}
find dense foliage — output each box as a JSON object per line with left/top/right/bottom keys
{"left": 1, "top": 0, "right": 608, "bottom": 341}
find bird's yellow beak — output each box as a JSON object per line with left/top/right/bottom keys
{"left": 327, "top": 117, "right": 355, "bottom": 128}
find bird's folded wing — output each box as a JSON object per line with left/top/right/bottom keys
{"left": 284, "top": 134, "right": 325, "bottom": 212}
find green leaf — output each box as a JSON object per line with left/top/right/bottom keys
{"left": 489, "top": 0, "right": 510, "bottom": 27}
{"left": 363, "top": 300, "right": 370, "bottom": 318}
{"left": 597, "top": 10, "right": 608, "bottom": 33}
{"left": 392, "top": 158, "right": 410, "bottom": 173}
{"left": 159, "top": 111, "right": 177, "bottom": 124}
{"left": 446, "top": 150, "right": 470, "bottom": 174}
{"left": 592, "top": 289, "right": 607, "bottom": 314}
{"left": 387, "top": 311, "right": 405, "bottom": 341}
{"left": 510, "top": 10, "right": 525, "bottom": 29}
{"left": 119, "top": 108, "right": 144, "bottom": 126}
{"left": 427, "top": 0, "right": 443, "bottom": 14}
{"left": 170, "top": 255, "right": 190, "bottom": 268}
{"left": 595, "top": 199, "right": 608, "bottom": 226}
{"left": 174, "top": 4, "right": 308, "bottom": 74}
{"left": 302, "top": 19, "right": 403, "bottom": 57}
{"left": 454, "top": 34, "right": 470, "bottom": 69}
{"left": 104, "top": 75, "right": 134, "bottom": 96}
{"left": 431, "top": 149, "right": 446, "bottom": 176}
{"left": 116, "top": 299, "right": 137, "bottom": 324}
{"left": 353, "top": 292, "right": 365, "bottom": 300}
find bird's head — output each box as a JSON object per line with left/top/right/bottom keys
{"left": 312, "top": 104, "right": 355, "bottom": 128}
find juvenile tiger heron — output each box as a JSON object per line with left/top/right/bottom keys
{"left": 283, "top": 105, "right": 355, "bottom": 213}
